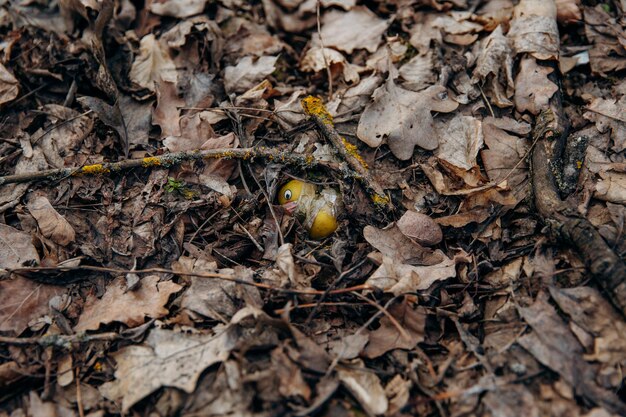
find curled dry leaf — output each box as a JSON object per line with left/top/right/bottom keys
{"left": 316, "top": 6, "right": 390, "bottom": 54}
{"left": 99, "top": 326, "right": 238, "bottom": 413}
{"left": 363, "top": 224, "right": 442, "bottom": 265}
{"left": 584, "top": 96, "right": 626, "bottom": 152}
{"left": 584, "top": 7, "right": 626, "bottom": 75}
{"left": 508, "top": 0, "right": 559, "bottom": 60}
{"left": 153, "top": 80, "right": 185, "bottom": 138}
{"left": 300, "top": 47, "right": 360, "bottom": 84}
{"left": 0, "top": 63, "right": 19, "bottom": 105}
{"left": 357, "top": 79, "right": 458, "bottom": 160}
{"left": 223, "top": 55, "right": 278, "bottom": 94}
{"left": 130, "top": 34, "right": 177, "bottom": 92}
{"left": 262, "top": 243, "right": 315, "bottom": 289}
{"left": 37, "top": 105, "right": 94, "bottom": 168}
{"left": 27, "top": 195, "right": 76, "bottom": 246}
{"left": 436, "top": 114, "right": 484, "bottom": 171}
{"left": 149, "top": 0, "right": 208, "bottom": 18}
{"left": 471, "top": 25, "right": 514, "bottom": 107}
{"left": 398, "top": 52, "right": 436, "bottom": 92}
{"left": 556, "top": 0, "right": 582, "bottom": 24}
{"left": 338, "top": 359, "right": 388, "bottom": 415}
{"left": 396, "top": 210, "right": 443, "bottom": 246}
{"left": 74, "top": 275, "right": 182, "bottom": 331}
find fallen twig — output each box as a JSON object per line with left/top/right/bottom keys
{"left": 301, "top": 96, "right": 392, "bottom": 209}
{"left": 0, "top": 147, "right": 341, "bottom": 186}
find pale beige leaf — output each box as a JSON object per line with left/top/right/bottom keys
{"left": 27, "top": 196, "right": 76, "bottom": 246}
{"left": 130, "top": 34, "right": 177, "bottom": 91}
{"left": 300, "top": 47, "right": 359, "bottom": 83}
{"left": 99, "top": 326, "right": 237, "bottom": 412}
{"left": 74, "top": 275, "right": 182, "bottom": 331}
{"left": 0, "top": 63, "right": 19, "bottom": 105}
{"left": 398, "top": 52, "right": 436, "bottom": 92}
{"left": 224, "top": 56, "right": 278, "bottom": 94}
{"left": 317, "top": 6, "right": 390, "bottom": 53}
{"left": 436, "top": 114, "right": 484, "bottom": 171}
{"left": 338, "top": 359, "right": 388, "bottom": 415}
{"left": 595, "top": 172, "right": 626, "bottom": 204}
{"left": 149, "top": 0, "right": 208, "bottom": 18}
{"left": 508, "top": 0, "right": 559, "bottom": 60}
{"left": 0, "top": 224, "right": 40, "bottom": 270}
{"left": 357, "top": 80, "right": 458, "bottom": 160}
{"left": 365, "top": 253, "right": 457, "bottom": 295}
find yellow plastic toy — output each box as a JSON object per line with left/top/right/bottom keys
{"left": 278, "top": 179, "right": 342, "bottom": 239}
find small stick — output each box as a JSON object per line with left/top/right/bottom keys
{"left": 0, "top": 147, "right": 340, "bottom": 186}
{"left": 301, "top": 96, "right": 392, "bottom": 209}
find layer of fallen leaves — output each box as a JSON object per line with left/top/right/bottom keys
{"left": 0, "top": 0, "right": 625, "bottom": 416}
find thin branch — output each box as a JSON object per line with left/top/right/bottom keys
{"left": 0, "top": 147, "right": 341, "bottom": 186}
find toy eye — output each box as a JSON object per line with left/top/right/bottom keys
{"left": 283, "top": 189, "right": 292, "bottom": 201}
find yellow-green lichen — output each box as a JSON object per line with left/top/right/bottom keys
{"left": 79, "top": 164, "right": 110, "bottom": 175}
{"left": 142, "top": 157, "right": 162, "bottom": 167}
{"left": 301, "top": 96, "right": 334, "bottom": 126}
{"left": 372, "top": 193, "right": 390, "bottom": 207}
{"left": 342, "top": 138, "right": 368, "bottom": 169}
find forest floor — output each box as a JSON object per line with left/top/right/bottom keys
{"left": 1, "top": 0, "right": 626, "bottom": 416}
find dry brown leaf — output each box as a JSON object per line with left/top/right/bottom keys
{"left": 262, "top": 243, "right": 315, "bottom": 289}
{"left": 357, "top": 80, "right": 458, "bottom": 160}
{"left": 556, "top": 0, "right": 582, "bottom": 24}
{"left": 74, "top": 275, "right": 182, "bottom": 331}
{"left": 37, "top": 105, "right": 94, "bottom": 168}
{"left": 223, "top": 56, "right": 278, "bottom": 94}
{"left": 0, "top": 276, "right": 64, "bottom": 334}
{"left": 364, "top": 300, "right": 426, "bottom": 358}
{"left": 398, "top": 52, "right": 436, "bottom": 92}
{"left": 300, "top": 47, "right": 360, "bottom": 83}
{"left": 436, "top": 114, "right": 484, "bottom": 171}
{"left": 149, "top": 0, "right": 208, "bottom": 17}
{"left": 549, "top": 286, "right": 626, "bottom": 366}
{"left": 508, "top": 0, "right": 559, "bottom": 60}
{"left": 0, "top": 63, "right": 19, "bottom": 105}
{"left": 584, "top": 7, "right": 626, "bottom": 75}
{"left": 584, "top": 96, "right": 626, "bottom": 152}
{"left": 365, "top": 252, "right": 457, "bottom": 295}
{"left": 514, "top": 57, "right": 558, "bottom": 115}
{"left": 0, "top": 148, "right": 49, "bottom": 214}
{"left": 153, "top": 80, "right": 185, "bottom": 138}
{"left": 316, "top": 6, "right": 390, "bottom": 53}
{"left": 130, "top": 34, "right": 177, "bottom": 91}
{"left": 99, "top": 326, "right": 238, "bottom": 412}
{"left": 471, "top": 25, "right": 514, "bottom": 107}
{"left": 338, "top": 359, "right": 388, "bottom": 415}
{"left": 595, "top": 171, "right": 626, "bottom": 204}
{"left": 0, "top": 224, "right": 40, "bottom": 270}
{"left": 27, "top": 195, "right": 76, "bottom": 246}
{"left": 396, "top": 210, "right": 443, "bottom": 246}
{"left": 271, "top": 347, "right": 312, "bottom": 401}
{"left": 363, "top": 224, "right": 441, "bottom": 265}
{"left": 178, "top": 259, "right": 261, "bottom": 322}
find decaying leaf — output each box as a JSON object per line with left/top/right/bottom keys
{"left": 130, "top": 34, "right": 177, "bottom": 91}
{"left": 27, "top": 195, "right": 76, "bottom": 246}
{"left": 508, "top": 0, "right": 559, "bottom": 60}
{"left": 365, "top": 252, "right": 457, "bottom": 295}
{"left": 396, "top": 210, "right": 443, "bottom": 246}
{"left": 300, "top": 47, "right": 360, "bottom": 83}
{"left": 223, "top": 55, "right": 278, "bottom": 94}
{"left": 74, "top": 275, "right": 182, "bottom": 331}
{"left": 99, "top": 325, "right": 238, "bottom": 412}
{"left": 364, "top": 299, "right": 426, "bottom": 358}
{"left": 0, "top": 224, "right": 40, "bottom": 271}
{"left": 357, "top": 78, "right": 458, "bottom": 160}
{"left": 514, "top": 57, "right": 558, "bottom": 115}
{"left": 149, "top": 0, "right": 208, "bottom": 18}
{"left": 338, "top": 359, "right": 388, "bottom": 415}
{"left": 316, "top": 6, "right": 390, "bottom": 53}
{"left": 0, "top": 276, "right": 64, "bottom": 334}
{"left": 471, "top": 25, "right": 514, "bottom": 107}
{"left": 0, "top": 63, "right": 19, "bottom": 105}
{"left": 584, "top": 96, "right": 626, "bottom": 152}
{"left": 436, "top": 114, "right": 484, "bottom": 171}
